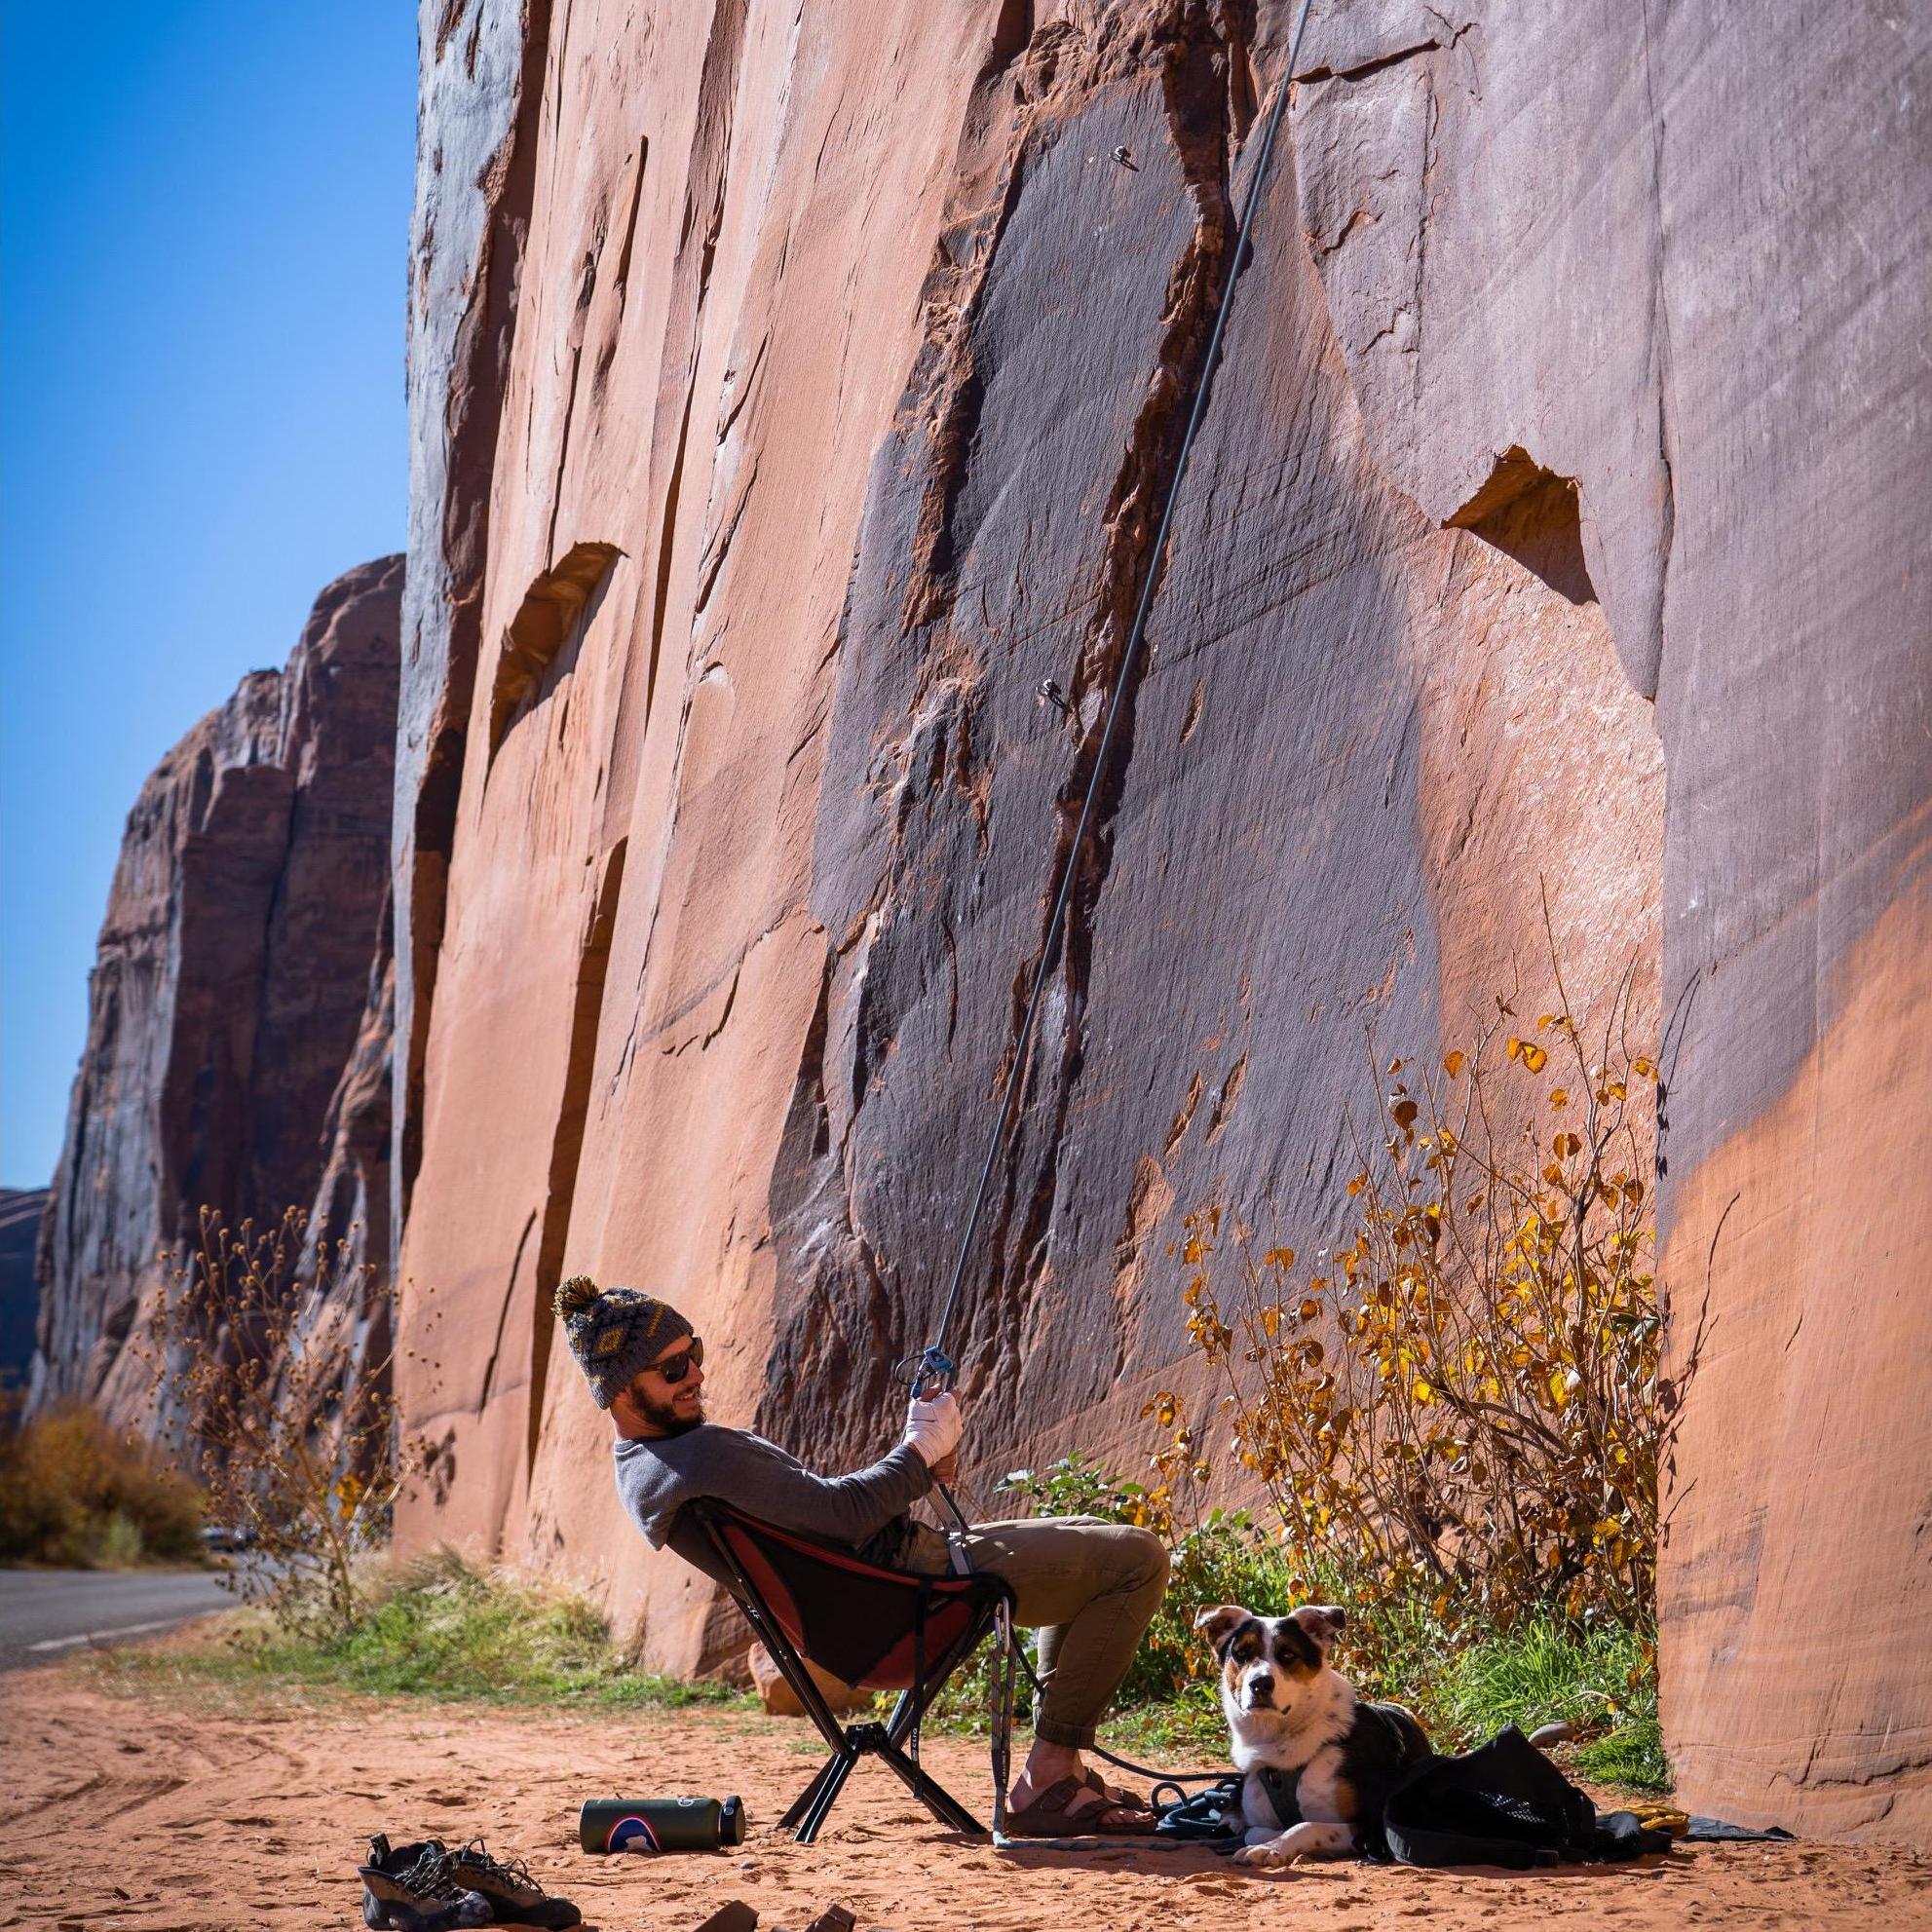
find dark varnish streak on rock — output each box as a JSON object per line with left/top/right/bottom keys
{"left": 778, "top": 5, "right": 1440, "bottom": 1474}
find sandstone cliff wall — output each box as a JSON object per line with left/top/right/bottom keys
{"left": 1289, "top": 0, "right": 1932, "bottom": 1840}
{"left": 34, "top": 557, "right": 403, "bottom": 1421}
{"left": 395, "top": 0, "right": 552, "bottom": 1248}
{"left": 394, "top": 0, "right": 1929, "bottom": 1840}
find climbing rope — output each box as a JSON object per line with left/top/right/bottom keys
{"left": 1007, "top": 1631, "right": 1231, "bottom": 1792}
{"left": 905, "top": 0, "right": 1316, "bottom": 1465}
{"left": 896, "top": 14, "right": 1321, "bottom": 1820}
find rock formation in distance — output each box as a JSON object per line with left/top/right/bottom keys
{"left": 0, "top": 1189, "right": 50, "bottom": 1391}
{"left": 33, "top": 556, "right": 403, "bottom": 1422}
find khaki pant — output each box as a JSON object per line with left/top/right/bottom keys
{"left": 904, "top": 1516, "right": 1170, "bottom": 1748}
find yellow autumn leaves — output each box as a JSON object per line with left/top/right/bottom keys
{"left": 1155, "top": 958, "right": 1665, "bottom": 1630}
{"left": 1507, "top": 1037, "right": 1550, "bottom": 1073}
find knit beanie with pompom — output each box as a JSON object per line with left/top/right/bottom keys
{"left": 554, "top": 1275, "right": 695, "bottom": 1410}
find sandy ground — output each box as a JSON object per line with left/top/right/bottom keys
{"left": 3, "top": 1662, "right": 1929, "bottom": 1932}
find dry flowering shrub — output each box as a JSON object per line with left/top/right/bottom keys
{"left": 1151, "top": 948, "right": 1680, "bottom": 1634}
{"left": 136, "top": 1206, "right": 434, "bottom": 1635}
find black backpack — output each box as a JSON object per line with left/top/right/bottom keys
{"left": 1155, "top": 1726, "right": 1675, "bottom": 1868}
{"left": 1374, "top": 1725, "right": 1670, "bottom": 1868}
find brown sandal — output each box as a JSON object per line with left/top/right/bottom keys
{"left": 1004, "top": 1773, "right": 1157, "bottom": 1837}
{"left": 1080, "top": 1767, "right": 1153, "bottom": 1814}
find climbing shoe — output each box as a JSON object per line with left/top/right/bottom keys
{"left": 359, "top": 1835, "right": 493, "bottom": 1931}
{"left": 448, "top": 1839, "right": 582, "bottom": 1928}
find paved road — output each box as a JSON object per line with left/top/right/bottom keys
{"left": 0, "top": 1567, "right": 234, "bottom": 1671}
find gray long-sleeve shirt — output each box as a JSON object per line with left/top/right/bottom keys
{"left": 613, "top": 1423, "right": 934, "bottom": 1584}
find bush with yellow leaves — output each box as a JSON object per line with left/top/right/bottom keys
{"left": 137, "top": 1207, "right": 434, "bottom": 1637}
{"left": 0, "top": 1396, "right": 205, "bottom": 1567}
{"left": 1151, "top": 947, "right": 1677, "bottom": 1634}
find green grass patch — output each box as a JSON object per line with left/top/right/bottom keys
{"left": 83, "top": 1538, "right": 1666, "bottom": 1798}
{"left": 87, "top": 1549, "right": 753, "bottom": 1715}
{"left": 1435, "top": 1614, "right": 1668, "bottom": 1792}
{"left": 929, "top": 1594, "right": 1668, "bottom": 1797}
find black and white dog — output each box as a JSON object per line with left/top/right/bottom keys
{"left": 1195, "top": 1603, "right": 1431, "bottom": 1868}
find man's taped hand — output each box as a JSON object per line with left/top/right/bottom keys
{"left": 903, "top": 1389, "right": 964, "bottom": 1468}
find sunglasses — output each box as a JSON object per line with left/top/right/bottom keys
{"left": 651, "top": 1337, "right": 704, "bottom": 1384}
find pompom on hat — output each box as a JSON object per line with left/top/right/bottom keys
{"left": 554, "top": 1275, "right": 695, "bottom": 1410}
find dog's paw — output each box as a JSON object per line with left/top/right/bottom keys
{"left": 1235, "top": 1840, "right": 1290, "bottom": 1870}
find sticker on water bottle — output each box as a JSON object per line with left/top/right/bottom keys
{"left": 605, "top": 1815, "right": 663, "bottom": 1852}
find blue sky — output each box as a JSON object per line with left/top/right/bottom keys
{"left": 1, "top": 3, "right": 416, "bottom": 1187}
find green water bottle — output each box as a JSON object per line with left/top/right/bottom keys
{"left": 578, "top": 1796, "right": 746, "bottom": 1853}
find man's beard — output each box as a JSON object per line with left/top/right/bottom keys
{"left": 636, "top": 1387, "right": 703, "bottom": 1435}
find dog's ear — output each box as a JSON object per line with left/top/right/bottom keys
{"left": 1193, "top": 1605, "right": 1250, "bottom": 1653}
{"left": 1290, "top": 1604, "right": 1346, "bottom": 1652}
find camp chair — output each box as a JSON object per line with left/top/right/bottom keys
{"left": 685, "top": 1498, "right": 1017, "bottom": 1844}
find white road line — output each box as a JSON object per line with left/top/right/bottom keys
{"left": 26, "top": 1616, "right": 187, "bottom": 1652}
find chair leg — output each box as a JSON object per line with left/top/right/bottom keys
{"left": 990, "top": 1603, "right": 1015, "bottom": 1843}
{"left": 874, "top": 1738, "right": 985, "bottom": 1837}
{"left": 884, "top": 1687, "right": 917, "bottom": 1744}
{"left": 742, "top": 1612, "right": 852, "bottom": 1760}
{"left": 794, "top": 1748, "right": 858, "bottom": 1846}
{"left": 778, "top": 1751, "right": 843, "bottom": 1832}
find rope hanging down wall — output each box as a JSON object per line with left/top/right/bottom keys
{"left": 910, "top": 0, "right": 1318, "bottom": 1410}
{"left": 896, "top": 5, "right": 1326, "bottom": 1809}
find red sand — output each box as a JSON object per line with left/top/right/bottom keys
{"left": 2, "top": 1663, "right": 1928, "bottom": 1931}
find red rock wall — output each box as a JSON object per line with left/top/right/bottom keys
{"left": 34, "top": 557, "right": 403, "bottom": 1421}
{"left": 394, "top": 0, "right": 552, "bottom": 1248}
{"left": 395, "top": 0, "right": 1930, "bottom": 1840}
{"left": 1287, "top": 1, "right": 1932, "bottom": 1839}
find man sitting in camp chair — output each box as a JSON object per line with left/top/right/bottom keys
{"left": 557, "top": 1276, "right": 1168, "bottom": 1836}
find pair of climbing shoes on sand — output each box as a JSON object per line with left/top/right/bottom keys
{"left": 360, "top": 1835, "right": 582, "bottom": 1931}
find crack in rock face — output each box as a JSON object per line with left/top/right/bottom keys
{"left": 779, "top": 10, "right": 1265, "bottom": 1466}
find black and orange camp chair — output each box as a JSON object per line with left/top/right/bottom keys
{"left": 685, "top": 1498, "right": 1017, "bottom": 1843}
